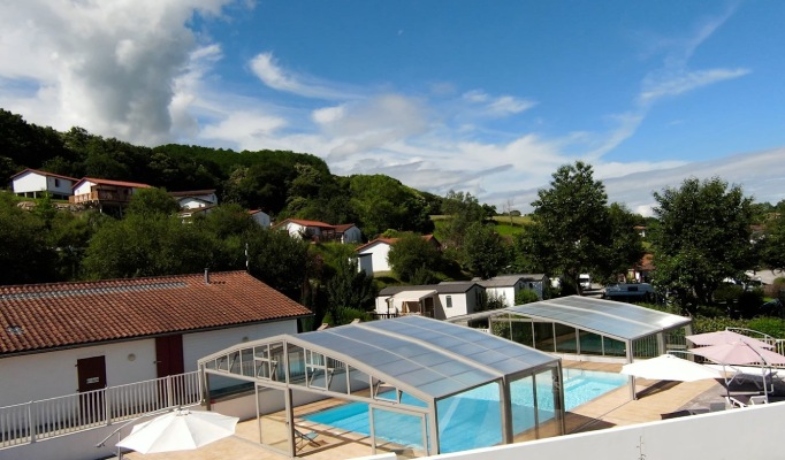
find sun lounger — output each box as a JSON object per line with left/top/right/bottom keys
{"left": 725, "top": 396, "right": 748, "bottom": 408}
{"left": 294, "top": 428, "right": 320, "bottom": 448}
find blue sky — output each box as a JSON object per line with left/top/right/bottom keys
{"left": 1, "top": 1, "right": 784, "bottom": 213}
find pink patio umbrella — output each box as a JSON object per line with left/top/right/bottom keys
{"left": 691, "top": 340, "right": 785, "bottom": 401}
{"left": 686, "top": 330, "right": 773, "bottom": 349}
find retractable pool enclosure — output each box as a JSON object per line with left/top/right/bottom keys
{"left": 198, "top": 315, "right": 564, "bottom": 457}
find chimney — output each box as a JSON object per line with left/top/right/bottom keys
{"left": 204, "top": 268, "right": 210, "bottom": 285}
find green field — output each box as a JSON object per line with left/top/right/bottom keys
{"left": 431, "top": 215, "right": 531, "bottom": 239}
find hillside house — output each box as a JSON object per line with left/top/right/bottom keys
{"left": 0, "top": 270, "right": 311, "bottom": 408}
{"left": 11, "top": 168, "right": 78, "bottom": 200}
{"left": 69, "top": 177, "right": 151, "bottom": 211}
{"left": 273, "top": 218, "right": 362, "bottom": 243}
{"left": 169, "top": 189, "right": 219, "bottom": 209}
{"left": 376, "top": 281, "right": 485, "bottom": 320}
{"left": 357, "top": 235, "right": 441, "bottom": 275}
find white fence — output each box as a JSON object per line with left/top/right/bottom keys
{"left": 0, "top": 371, "right": 201, "bottom": 449}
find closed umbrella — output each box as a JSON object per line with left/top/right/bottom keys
{"left": 117, "top": 408, "right": 239, "bottom": 454}
{"left": 621, "top": 354, "right": 725, "bottom": 382}
{"left": 686, "top": 330, "right": 773, "bottom": 349}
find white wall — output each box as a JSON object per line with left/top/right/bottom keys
{"left": 183, "top": 321, "right": 298, "bottom": 372}
{"left": 45, "top": 176, "right": 74, "bottom": 196}
{"left": 73, "top": 181, "right": 94, "bottom": 196}
{"left": 437, "top": 293, "right": 468, "bottom": 319}
{"left": 178, "top": 197, "right": 209, "bottom": 209}
{"left": 421, "top": 402, "right": 785, "bottom": 460}
{"left": 0, "top": 320, "right": 299, "bottom": 407}
{"left": 486, "top": 287, "right": 514, "bottom": 307}
{"left": 12, "top": 172, "right": 46, "bottom": 194}
{"left": 359, "top": 242, "right": 392, "bottom": 274}
{"left": 0, "top": 340, "right": 157, "bottom": 407}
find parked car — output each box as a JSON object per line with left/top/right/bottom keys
{"left": 579, "top": 274, "right": 592, "bottom": 290}
{"left": 603, "top": 283, "right": 656, "bottom": 301}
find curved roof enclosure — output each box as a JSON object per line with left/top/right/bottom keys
{"left": 198, "top": 315, "right": 563, "bottom": 456}
{"left": 505, "top": 296, "right": 692, "bottom": 342}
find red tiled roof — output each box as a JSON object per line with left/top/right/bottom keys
{"left": 0, "top": 271, "right": 311, "bottom": 356}
{"left": 11, "top": 168, "right": 79, "bottom": 182}
{"left": 73, "top": 177, "right": 152, "bottom": 190}
{"left": 333, "top": 223, "right": 357, "bottom": 232}
{"left": 273, "top": 218, "right": 334, "bottom": 229}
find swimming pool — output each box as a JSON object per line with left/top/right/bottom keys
{"left": 302, "top": 368, "right": 627, "bottom": 453}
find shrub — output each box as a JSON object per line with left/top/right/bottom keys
{"left": 515, "top": 289, "right": 540, "bottom": 305}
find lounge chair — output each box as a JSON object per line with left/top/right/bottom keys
{"left": 294, "top": 428, "right": 320, "bottom": 448}
{"left": 727, "top": 368, "right": 778, "bottom": 392}
{"left": 725, "top": 396, "right": 748, "bottom": 408}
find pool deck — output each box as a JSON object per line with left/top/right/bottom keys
{"left": 120, "top": 360, "right": 729, "bottom": 460}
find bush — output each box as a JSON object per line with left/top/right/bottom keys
{"left": 747, "top": 317, "right": 785, "bottom": 338}
{"left": 324, "top": 307, "right": 373, "bottom": 326}
{"left": 515, "top": 289, "right": 540, "bottom": 305}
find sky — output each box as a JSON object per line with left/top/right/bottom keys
{"left": 1, "top": 1, "right": 784, "bottom": 215}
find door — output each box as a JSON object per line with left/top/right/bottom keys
{"left": 155, "top": 335, "right": 184, "bottom": 377}
{"left": 76, "top": 356, "right": 106, "bottom": 423}
{"left": 156, "top": 335, "right": 186, "bottom": 406}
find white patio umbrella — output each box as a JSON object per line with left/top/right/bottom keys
{"left": 686, "top": 330, "right": 773, "bottom": 349}
{"left": 621, "top": 354, "right": 725, "bottom": 382}
{"left": 117, "top": 408, "right": 239, "bottom": 454}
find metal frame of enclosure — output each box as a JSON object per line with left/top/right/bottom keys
{"left": 198, "top": 316, "right": 564, "bottom": 458}
{"left": 447, "top": 296, "right": 693, "bottom": 399}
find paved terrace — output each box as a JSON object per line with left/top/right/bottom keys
{"left": 118, "top": 361, "right": 732, "bottom": 460}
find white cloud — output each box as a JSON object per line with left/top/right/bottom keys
{"left": 462, "top": 89, "right": 536, "bottom": 117}
{"left": 311, "top": 105, "right": 346, "bottom": 125}
{"left": 249, "top": 52, "right": 358, "bottom": 100}
{"left": 0, "top": 0, "right": 237, "bottom": 146}
{"left": 639, "top": 68, "right": 750, "bottom": 104}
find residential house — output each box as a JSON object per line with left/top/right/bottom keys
{"left": 357, "top": 234, "right": 441, "bottom": 275}
{"left": 248, "top": 209, "right": 271, "bottom": 227}
{"left": 627, "top": 252, "right": 655, "bottom": 283}
{"left": 0, "top": 270, "right": 311, "bottom": 407}
{"left": 69, "top": 177, "right": 151, "bottom": 211}
{"left": 10, "top": 168, "right": 78, "bottom": 200}
{"left": 470, "top": 273, "right": 549, "bottom": 306}
{"left": 169, "top": 189, "right": 219, "bottom": 209}
{"left": 177, "top": 205, "right": 216, "bottom": 222}
{"left": 375, "top": 282, "right": 485, "bottom": 320}
{"left": 633, "top": 225, "right": 647, "bottom": 239}
{"left": 273, "top": 218, "right": 362, "bottom": 243}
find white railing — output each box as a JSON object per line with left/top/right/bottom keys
{"left": 0, "top": 372, "right": 201, "bottom": 449}
{"left": 726, "top": 327, "right": 785, "bottom": 367}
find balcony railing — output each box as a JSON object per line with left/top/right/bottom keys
{"left": 69, "top": 190, "right": 133, "bottom": 205}
{"left": 0, "top": 371, "right": 201, "bottom": 449}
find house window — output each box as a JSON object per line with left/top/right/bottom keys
{"left": 54, "top": 179, "right": 60, "bottom": 187}
{"left": 446, "top": 295, "right": 452, "bottom": 308}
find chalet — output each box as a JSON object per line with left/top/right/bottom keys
{"left": 273, "top": 218, "right": 362, "bottom": 243}
{"left": 10, "top": 168, "right": 79, "bottom": 200}
{"left": 169, "top": 189, "right": 219, "bottom": 209}
{"left": 375, "top": 282, "right": 485, "bottom": 320}
{"left": 470, "top": 273, "right": 549, "bottom": 306}
{"left": 248, "top": 209, "right": 271, "bottom": 227}
{"left": 69, "top": 177, "right": 151, "bottom": 210}
{"left": 0, "top": 270, "right": 311, "bottom": 408}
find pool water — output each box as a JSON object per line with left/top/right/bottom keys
{"left": 302, "top": 368, "right": 627, "bottom": 453}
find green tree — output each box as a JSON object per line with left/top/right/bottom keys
{"left": 349, "top": 175, "right": 433, "bottom": 238}
{"left": 517, "top": 161, "right": 613, "bottom": 293}
{"left": 247, "top": 227, "right": 314, "bottom": 300}
{"left": 462, "top": 222, "right": 511, "bottom": 279}
{"left": 387, "top": 233, "right": 443, "bottom": 282}
{"left": 127, "top": 187, "right": 180, "bottom": 216}
{"left": 606, "top": 203, "right": 645, "bottom": 280}
{"left": 762, "top": 214, "right": 785, "bottom": 271}
{"left": 651, "top": 177, "right": 756, "bottom": 311}
{"left": 0, "top": 193, "right": 58, "bottom": 284}
{"left": 440, "top": 190, "right": 487, "bottom": 248}
{"left": 326, "top": 257, "right": 377, "bottom": 319}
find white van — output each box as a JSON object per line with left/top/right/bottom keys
{"left": 578, "top": 274, "right": 591, "bottom": 290}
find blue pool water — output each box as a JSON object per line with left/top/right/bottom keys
{"left": 303, "top": 368, "right": 627, "bottom": 453}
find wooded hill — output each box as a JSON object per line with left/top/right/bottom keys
{"left": 0, "top": 108, "right": 441, "bottom": 238}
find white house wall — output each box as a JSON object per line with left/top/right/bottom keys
{"left": 359, "top": 243, "right": 393, "bottom": 274}
{"left": 341, "top": 226, "right": 362, "bottom": 243}
{"left": 12, "top": 172, "right": 46, "bottom": 194}
{"left": 0, "top": 340, "right": 157, "bottom": 407}
{"left": 45, "top": 176, "right": 74, "bottom": 196}
{"left": 486, "top": 287, "right": 514, "bottom": 307}
{"left": 73, "top": 181, "right": 95, "bottom": 196}
{"left": 178, "top": 197, "right": 209, "bottom": 209}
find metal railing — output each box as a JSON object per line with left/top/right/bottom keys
{"left": 0, "top": 372, "right": 201, "bottom": 449}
